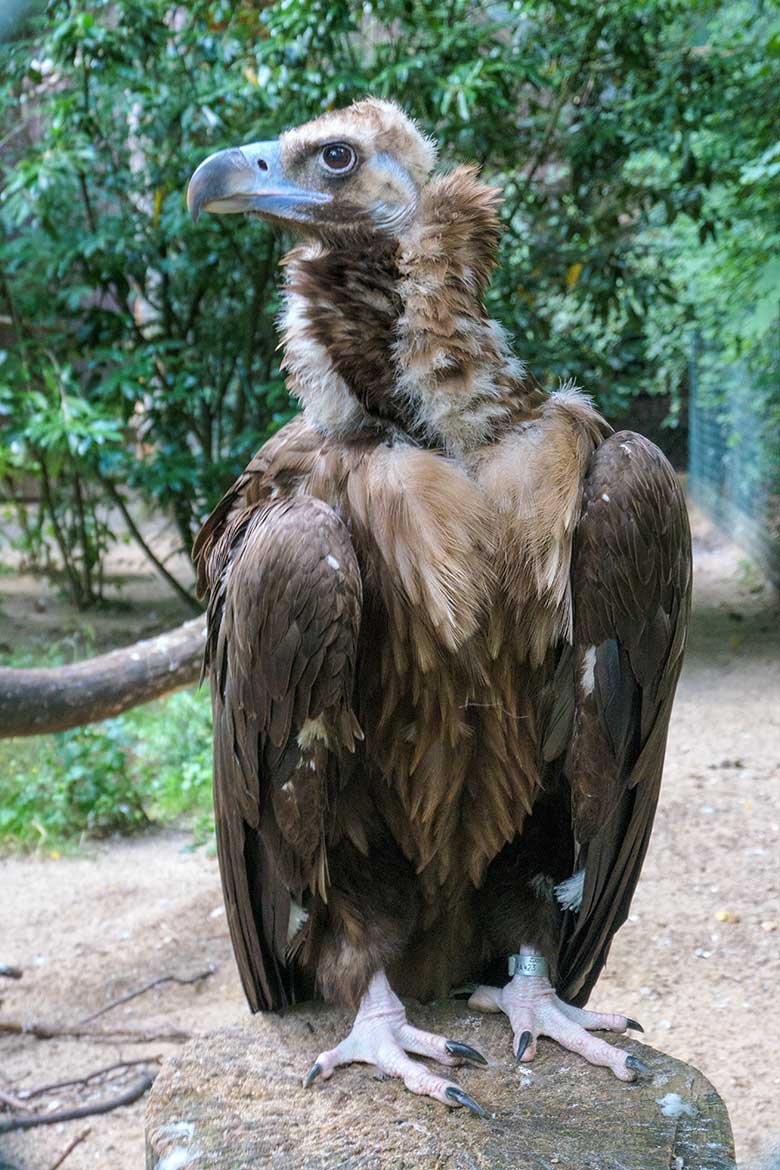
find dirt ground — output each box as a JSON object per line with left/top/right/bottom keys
{"left": 0, "top": 505, "right": 779, "bottom": 1170}
{"left": 0, "top": 507, "right": 197, "bottom": 659}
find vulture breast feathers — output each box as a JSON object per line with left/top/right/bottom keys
{"left": 189, "top": 99, "right": 692, "bottom": 1019}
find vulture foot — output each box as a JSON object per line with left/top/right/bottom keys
{"left": 304, "top": 971, "right": 489, "bottom": 1116}
{"left": 468, "top": 970, "right": 644, "bottom": 1082}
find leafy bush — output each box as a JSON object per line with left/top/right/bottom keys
{"left": 0, "top": 366, "right": 124, "bottom": 604}
{"left": 0, "top": 720, "right": 148, "bottom": 842}
{"left": 0, "top": 687, "right": 214, "bottom": 849}
{"left": 2, "top": 0, "right": 763, "bottom": 604}
{"left": 127, "top": 687, "right": 213, "bottom": 826}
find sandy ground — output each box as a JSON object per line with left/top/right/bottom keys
{"left": 0, "top": 506, "right": 779, "bottom": 1170}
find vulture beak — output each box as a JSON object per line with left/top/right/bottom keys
{"left": 186, "top": 139, "right": 332, "bottom": 223}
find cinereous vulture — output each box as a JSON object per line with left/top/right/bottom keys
{"left": 187, "top": 99, "right": 691, "bottom": 1116}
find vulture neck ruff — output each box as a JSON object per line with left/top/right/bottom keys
{"left": 279, "top": 166, "right": 545, "bottom": 454}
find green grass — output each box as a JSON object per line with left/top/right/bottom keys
{"left": 0, "top": 687, "right": 214, "bottom": 851}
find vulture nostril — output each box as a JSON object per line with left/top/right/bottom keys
{"left": 257, "top": 158, "right": 268, "bottom": 172}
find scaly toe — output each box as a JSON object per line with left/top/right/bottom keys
{"left": 490, "top": 972, "right": 645, "bottom": 1081}
{"left": 543, "top": 1009, "right": 637, "bottom": 1079}
{"left": 556, "top": 998, "right": 641, "bottom": 1034}
{"left": 304, "top": 1039, "right": 352, "bottom": 1085}
{"left": 301, "top": 975, "right": 491, "bottom": 1112}
{"left": 394, "top": 1022, "right": 487, "bottom": 1068}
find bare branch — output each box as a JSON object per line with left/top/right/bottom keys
{"left": 47, "top": 1127, "right": 92, "bottom": 1170}
{"left": 0, "top": 1087, "right": 27, "bottom": 1111}
{"left": 19, "top": 1057, "right": 163, "bottom": 1101}
{"left": 0, "top": 1075, "right": 154, "bottom": 1133}
{"left": 79, "top": 966, "right": 216, "bottom": 1025}
{"left": 97, "top": 474, "right": 201, "bottom": 613}
{"left": 0, "top": 1020, "right": 191, "bottom": 1044}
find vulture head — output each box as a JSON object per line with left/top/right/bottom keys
{"left": 187, "top": 98, "right": 524, "bottom": 452}
{"left": 187, "top": 98, "right": 437, "bottom": 238}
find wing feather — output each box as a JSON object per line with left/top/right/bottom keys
{"left": 555, "top": 431, "right": 692, "bottom": 1006}
{"left": 201, "top": 494, "right": 362, "bottom": 1011}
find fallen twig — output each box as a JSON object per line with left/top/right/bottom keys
{"left": 47, "top": 1127, "right": 91, "bottom": 1170}
{"left": 0, "top": 1020, "right": 190, "bottom": 1044}
{"left": 0, "top": 965, "right": 23, "bottom": 980}
{"left": 19, "top": 1057, "right": 162, "bottom": 1101}
{"left": 79, "top": 965, "right": 216, "bottom": 1024}
{"left": 0, "top": 1074, "right": 154, "bottom": 1133}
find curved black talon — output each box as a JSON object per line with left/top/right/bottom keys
{"left": 625, "top": 1018, "right": 644, "bottom": 1033}
{"left": 625, "top": 1055, "right": 650, "bottom": 1076}
{"left": 445, "top": 1085, "right": 490, "bottom": 1119}
{"left": 445, "top": 1040, "right": 488, "bottom": 1066}
{"left": 303, "top": 1061, "right": 322, "bottom": 1088}
{"left": 515, "top": 1030, "right": 532, "bottom": 1063}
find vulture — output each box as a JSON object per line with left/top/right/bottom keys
{"left": 187, "top": 99, "right": 692, "bottom": 1117}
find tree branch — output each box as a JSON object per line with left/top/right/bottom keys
{"left": 0, "top": 1087, "right": 27, "bottom": 1111}
{"left": 0, "top": 618, "right": 206, "bottom": 738}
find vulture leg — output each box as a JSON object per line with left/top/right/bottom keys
{"left": 468, "top": 949, "right": 646, "bottom": 1081}
{"left": 304, "top": 971, "right": 489, "bottom": 1116}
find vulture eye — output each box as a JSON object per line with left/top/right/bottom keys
{"left": 320, "top": 143, "right": 356, "bottom": 174}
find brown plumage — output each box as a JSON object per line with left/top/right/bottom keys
{"left": 188, "top": 99, "right": 691, "bottom": 1105}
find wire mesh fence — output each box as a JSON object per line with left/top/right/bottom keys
{"left": 689, "top": 328, "right": 780, "bottom": 586}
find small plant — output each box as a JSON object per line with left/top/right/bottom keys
{"left": 0, "top": 687, "right": 214, "bottom": 850}
{"left": 0, "top": 365, "right": 124, "bottom": 607}
{"left": 127, "top": 688, "right": 214, "bottom": 823}
{"left": 47, "top": 721, "right": 150, "bottom": 837}
{"left": 4, "top": 721, "right": 149, "bottom": 843}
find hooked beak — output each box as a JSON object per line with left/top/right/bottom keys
{"left": 186, "top": 139, "right": 332, "bottom": 223}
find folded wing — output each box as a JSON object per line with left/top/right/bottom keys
{"left": 551, "top": 431, "right": 692, "bottom": 1005}
{"left": 200, "top": 495, "right": 362, "bottom": 1011}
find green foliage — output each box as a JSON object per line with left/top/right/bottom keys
{"left": 665, "top": 2, "right": 780, "bottom": 574}
{"left": 0, "top": 687, "right": 213, "bottom": 849}
{"left": 126, "top": 687, "right": 213, "bottom": 828}
{"left": 657, "top": 4, "right": 780, "bottom": 347}
{"left": 0, "top": 358, "right": 124, "bottom": 601}
{"left": 0, "top": 720, "right": 148, "bottom": 842}
{"left": 1, "top": 0, "right": 778, "bottom": 605}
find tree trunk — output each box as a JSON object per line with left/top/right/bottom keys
{"left": 0, "top": 618, "right": 206, "bottom": 738}
{"left": 145, "top": 1003, "right": 737, "bottom": 1170}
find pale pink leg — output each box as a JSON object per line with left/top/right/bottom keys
{"left": 304, "top": 971, "right": 489, "bottom": 1115}
{"left": 469, "top": 950, "right": 647, "bottom": 1082}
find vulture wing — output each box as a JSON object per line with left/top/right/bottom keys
{"left": 550, "top": 431, "right": 692, "bottom": 1006}
{"left": 201, "top": 495, "right": 362, "bottom": 1011}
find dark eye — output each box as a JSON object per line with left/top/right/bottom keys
{"left": 321, "top": 143, "right": 356, "bottom": 174}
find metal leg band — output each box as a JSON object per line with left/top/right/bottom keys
{"left": 508, "top": 953, "right": 548, "bottom": 978}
